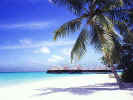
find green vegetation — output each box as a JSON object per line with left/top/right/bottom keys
{"left": 52, "top": 0, "right": 133, "bottom": 86}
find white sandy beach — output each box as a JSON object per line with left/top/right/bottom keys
{"left": 0, "top": 74, "right": 133, "bottom": 100}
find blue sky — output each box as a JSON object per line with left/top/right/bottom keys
{"left": 0, "top": 0, "right": 103, "bottom": 72}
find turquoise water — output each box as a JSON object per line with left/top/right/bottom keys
{"left": 0, "top": 72, "right": 86, "bottom": 86}
{"left": 0, "top": 72, "right": 111, "bottom": 87}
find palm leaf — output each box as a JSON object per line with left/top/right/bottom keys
{"left": 54, "top": 17, "right": 82, "bottom": 40}
{"left": 71, "top": 28, "right": 89, "bottom": 63}
{"left": 111, "top": 38, "right": 121, "bottom": 64}
{"left": 117, "top": 22, "right": 129, "bottom": 36}
{"left": 89, "top": 24, "right": 104, "bottom": 50}
{"left": 106, "top": 8, "right": 128, "bottom": 24}
{"left": 101, "top": 0, "right": 123, "bottom": 11}
{"left": 53, "top": 0, "right": 88, "bottom": 15}
{"left": 102, "top": 34, "right": 115, "bottom": 65}
{"left": 96, "top": 14, "right": 114, "bottom": 32}
{"left": 114, "top": 21, "right": 133, "bottom": 44}
{"left": 102, "top": 30, "right": 122, "bottom": 65}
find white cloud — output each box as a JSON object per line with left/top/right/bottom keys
{"left": 34, "top": 47, "right": 51, "bottom": 54}
{"left": 53, "top": 55, "right": 64, "bottom": 60}
{"left": 38, "top": 40, "right": 75, "bottom": 47}
{"left": 0, "top": 21, "right": 54, "bottom": 29}
{"left": 0, "top": 40, "right": 74, "bottom": 50}
{"left": 48, "top": 55, "right": 64, "bottom": 63}
{"left": 0, "top": 39, "right": 33, "bottom": 49}
{"left": 39, "top": 47, "right": 51, "bottom": 54}
{"left": 48, "top": 58, "right": 57, "bottom": 63}
{"left": 62, "top": 48, "right": 72, "bottom": 56}
{"left": 19, "top": 39, "right": 32, "bottom": 45}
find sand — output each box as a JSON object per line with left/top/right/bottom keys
{"left": 0, "top": 74, "right": 133, "bottom": 100}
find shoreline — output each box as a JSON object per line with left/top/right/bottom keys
{"left": 0, "top": 72, "right": 111, "bottom": 88}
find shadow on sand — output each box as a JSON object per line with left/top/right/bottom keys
{"left": 33, "top": 82, "right": 130, "bottom": 96}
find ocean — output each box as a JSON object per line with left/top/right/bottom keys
{"left": 0, "top": 72, "right": 85, "bottom": 87}
{"left": 0, "top": 72, "right": 111, "bottom": 87}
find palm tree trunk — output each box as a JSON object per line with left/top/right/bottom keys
{"left": 111, "top": 66, "right": 124, "bottom": 89}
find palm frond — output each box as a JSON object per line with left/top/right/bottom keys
{"left": 96, "top": 15, "right": 114, "bottom": 32}
{"left": 90, "top": 15, "right": 119, "bottom": 51}
{"left": 89, "top": 24, "right": 103, "bottom": 50}
{"left": 53, "top": 0, "right": 88, "bottom": 15}
{"left": 116, "top": 22, "right": 129, "bottom": 36}
{"left": 106, "top": 8, "right": 128, "bottom": 24}
{"left": 71, "top": 28, "right": 89, "bottom": 63}
{"left": 111, "top": 38, "right": 121, "bottom": 64}
{"left": 54, "top": 17, "right": 82, "bottom": 40}
{"left": 98, "top": 0, "right": 123, "bottom": 11}
{"left": 102, "top": 29, "right": 122, "bottom": 65}
{"left": 113, "top": 21, "right": 133, "bottom": 44}
{"left": 102, "top": 34, "right": 115, "bottom": 65}
{"left": 90, "top": 20, "right": 120, "bottom": 65}
{"left": 113, "top": 0, "right": 123, "bottom": 7}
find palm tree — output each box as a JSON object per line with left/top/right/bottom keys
{"left": 52, "top": 0, "right": 133, "bottom": 88}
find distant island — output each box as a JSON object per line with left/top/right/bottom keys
{"left": 46, "top": 65, "right": 112, "bottom": 74}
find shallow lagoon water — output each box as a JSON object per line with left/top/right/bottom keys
{"left": 0, "top": 72, "right": 112, "bottom": 86}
